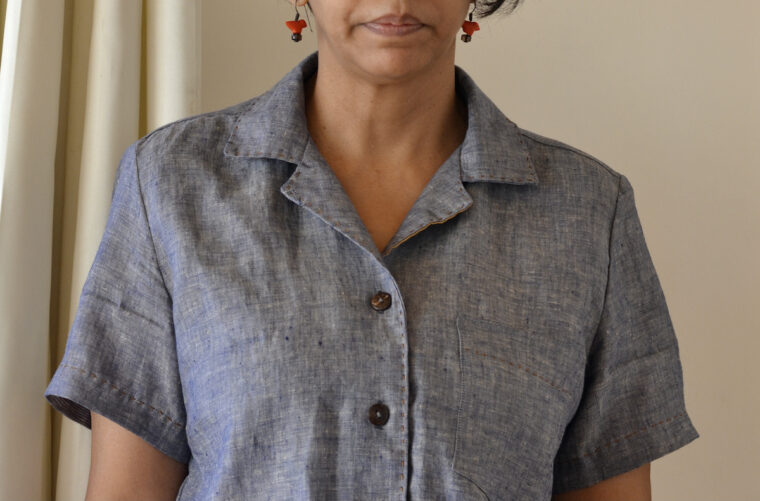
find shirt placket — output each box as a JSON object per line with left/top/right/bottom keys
{"left": 280, "top": 137, "right": 474, "bottom": 497}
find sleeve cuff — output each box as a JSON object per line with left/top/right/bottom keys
{"left": 44, "top": 362, "right": 191, "bottom": 464}
{"left": 552, "top": 411, "right": 699, "bottom": 494}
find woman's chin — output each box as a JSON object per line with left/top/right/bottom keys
{"left": 349, "top": 48, "right": 436, "bottom": 83}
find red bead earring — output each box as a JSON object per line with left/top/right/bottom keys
{"left": 461, "top": 4, "right": 480, "bottom": 42}
{"left": 286, "top": 3, "right": 308, "bottom": 42}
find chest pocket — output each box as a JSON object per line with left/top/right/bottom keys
{"left": 453, "top": 312, "right": 577, "bottom": 499}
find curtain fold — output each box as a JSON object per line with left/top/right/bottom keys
{"left": 0, "top": 1, "right": 65, "bottom": 500}
{"left": 0, "top": 0, "right": 200, "bottom": 499}
{"left": 145, "top": 0, "right": 202, "bottom": 131}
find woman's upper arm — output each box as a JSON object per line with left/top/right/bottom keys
{"left": 86, "top": 411, "right": 188, "bottom": 501}
{"left": 552, "top": 463, "right": 651, "bottom": 501}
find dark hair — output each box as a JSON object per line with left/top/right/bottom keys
{"left": 474, "top": 0, "right": 525, "bottom": 19}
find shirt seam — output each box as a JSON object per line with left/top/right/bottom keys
{"left": 518, "top": 129, "right": 623, "bottom": 182}
{"left": 587, "top": 174, "right": 623, "bottom": 360}
{"left": 133, "top": 139, "right": 175, "bottom": 309}
{"left": 142, "top": 97, "right": 256, "bottom": 140}
{"left": 554, "top": 411, "right": 690, "bottom": 464}
{"left": 58, "top": 363, "right": 186, "bottom": 428}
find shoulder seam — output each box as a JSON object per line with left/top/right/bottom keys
{"left": 518, "top": 129, "right": 622, "bottom": 181}
{"left": 132, "top": 137, "right": 174, "bottom": 305}
{"left": 138, "top": 96, "right": 260, "bottom": 144}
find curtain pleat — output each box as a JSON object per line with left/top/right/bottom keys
{"left": 0, "top": 0, "right": 200, "bottom": 498}
{"left": 145, "top": 0, "right": 202, "bottom": 131}
{"left": 0, "top": 0, "right": 65, "bottom": 499}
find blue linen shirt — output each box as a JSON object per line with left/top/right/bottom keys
{"left": 45, "top": 50, "right": 699, "bottom": 500}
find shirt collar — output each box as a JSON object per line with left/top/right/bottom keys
{"left": 223, "top": 51, "right": 538, "bottom": 186}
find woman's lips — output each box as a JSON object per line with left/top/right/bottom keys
{"left": 363, "top": 22, "right": 424, "bottom": 36}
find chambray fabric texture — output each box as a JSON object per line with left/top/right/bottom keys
{"left": 45, "top": 50, "right": 699, "bottom": 500}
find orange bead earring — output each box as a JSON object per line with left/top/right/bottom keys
{"left": 461, "top": 3, "right": 480, "bottom": 42}
{"left": 286, "top": 2, "right": 308, "bottom": 42}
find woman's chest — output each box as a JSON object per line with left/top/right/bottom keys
{"left": 157, "top": 173, "right": 612, "bottom": 497}
{"left": 330, "top": 165, "right": 439, "bottom": 255}
{"left": 345, "top": 187, "right": 419, "bottom": 255}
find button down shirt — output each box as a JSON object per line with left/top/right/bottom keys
{"left": 45, "top": 50, "right": 699, "bottom": 500}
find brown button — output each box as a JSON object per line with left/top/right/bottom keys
{"left": 368, "top": 402, "right": 390, "bottom": 427}
{"left": 370, "top": 291, "right": 392, "bottom": 311}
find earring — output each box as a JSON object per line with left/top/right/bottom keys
{"left": 286, "top": 3, "right": 308, "bottom": 42}
{"left": 461, "top": 3, "right": 480, "bottom": 42}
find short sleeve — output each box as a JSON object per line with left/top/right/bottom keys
{"left": 44, "top": 141, "right": 190, "bottom": 464}
{"left": 552, "top": 174, "right": 699, "bottom": 493}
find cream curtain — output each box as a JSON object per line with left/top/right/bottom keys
{"left": 0, "top": 0, "right": 201, "bottom": 499}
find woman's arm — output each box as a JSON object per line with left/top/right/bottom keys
{"left": 86, "top": 411, "right": 188, "bottom": 501}
{"left": 552, "top": 463, "right": 651, "bottom": 501}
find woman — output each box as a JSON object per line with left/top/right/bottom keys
{"left": 45, "top": 0, "right": 699, "bottom": 499}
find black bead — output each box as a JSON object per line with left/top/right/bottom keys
{"left": 291, "top": 33, "right": 302, "bottom": 42}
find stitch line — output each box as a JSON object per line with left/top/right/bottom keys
{"left": 556, "top": 412, "right": 688, "bottom": 463}
{"left": 383, "top": 200, "right": 473, "bottom": 256}
{"left": 132, "top": 141, "right": 176, "bottom": 310}
{"left": 452, "top": 314, "right": 467, "bottom": 471}
{"left": 60, "top": 363, "right": 185, "bottom": 428}
{"left": 463, "top": 346, "right": 572, "bottom": 396}
{"left": 518, "top": 128, "right": 622, "bottom": 182}
{"left": 462, "top": 174, "right": 536, "bottom": 183}
{"left": 585, "top": 173, "right": 623, "bottom": 360}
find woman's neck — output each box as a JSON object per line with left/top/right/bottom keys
{"left": 304, "top": 48, "right": 467, "bottom": 179}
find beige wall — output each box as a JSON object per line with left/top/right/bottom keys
{"left": 201, "top": 1, "right": 760, "bottom": 499}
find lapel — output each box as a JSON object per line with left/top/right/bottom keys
{"left": 223, "top": 51, "right": 539, "bottom": 261}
